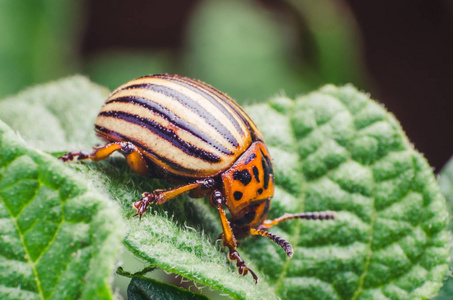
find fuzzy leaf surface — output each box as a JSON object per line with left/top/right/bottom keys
{"left": 242, "top": 87, "right": 450, "bottom": 299}
{"left": 0, "top": 120, "right": 124, "bottom": 300}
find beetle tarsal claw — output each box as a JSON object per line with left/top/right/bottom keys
{"left": 132, "top": 192, "right": 156, "bottom": 218}
{"left": 228, "top": 248, "right": 258, "bottom": 284}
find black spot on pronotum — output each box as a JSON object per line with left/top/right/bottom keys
{"left": 233, "top": 169, "right": 252, "bottom": 186}
{"left": 244, "top": 153, "right": 257, "bottom": 165}
{"left": 234, "top": 191, "right": 243, "bottom": 201}
{"left": 252, "top": 166, "right": 260, "bottom": 182}
{"left": 257, "top": 188, "right": 263, "bottom": 195}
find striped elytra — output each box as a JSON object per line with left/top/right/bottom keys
{"left": 95, "top": 74, "right": 263, "bottom": 178}
{"left": 60, "top": 74, "right": 336, "bottom": 284}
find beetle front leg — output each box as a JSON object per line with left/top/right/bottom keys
{"left": 212, "top": 190, "right": 258, "bottom": 284}
{"left": 250, "top": 228, "right": 294, "bottom": 257}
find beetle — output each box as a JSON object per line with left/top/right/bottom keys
{"left": 59, "top": 74, "right": 335, "bottom": 283}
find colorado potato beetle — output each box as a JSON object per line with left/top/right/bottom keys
{"left": 60, "top": 74, "right": 335, "bottom": 283}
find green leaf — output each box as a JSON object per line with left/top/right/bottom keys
{"left": 0, "top": 120, "right": 124, "bottom": 299}
{"left": 0, "top": 75, "right": 109, "bottom": 152}
{"left": 244, "top": 87, "right": 450, "bottom": 299}
{"left": 127, "top": 276, "right": 208, "bottom": 300}
{"left": 439, "top": 156, "right": 453, "bottom": 223}
{"left": 0, "top": 77, "right": 449, "bottom": 299}
{"left": 433, "top": 157, "right": 453, "bottom": 300}
{"left": 68, "top": 157, "right": 274, "bottom": 299}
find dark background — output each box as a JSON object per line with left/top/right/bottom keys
{"left": 347, "top": 0, "right": 453, "bottom": 172}
{"left": 80, "top": 0, "right": 453, "bottom": 172}
{"left": 1, "top": 0, "right": 452, "bottom": 171}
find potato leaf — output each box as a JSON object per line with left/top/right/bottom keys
{"left": 0, "top": 119, "right": 124, "bottom": 299}
{"left": 0, "top": 77, "right": 448, "bottom": 299}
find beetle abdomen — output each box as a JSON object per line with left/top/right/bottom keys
{"left": 95, "top": 74, "right": 259, "bottom": 177}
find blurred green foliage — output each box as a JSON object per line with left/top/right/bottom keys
{"left": 184, "top": 0, "right": 306, "bottom": 103}
{"left": 85, "top": 51, "right": 174, "bottom": 92}
{"left": 0, "top": 0, "right": 368, "bottom": 103}
{"left": 0, "top": 0, "right": 81, "bottom": 97}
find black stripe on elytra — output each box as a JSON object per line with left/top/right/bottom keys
{"left": 233, "top": 169, "right": 252, "bottom": 186}
{"left": 244, "top": 153, "right": 256, "bottom": 165}
{"left": 106, "top": 96, "right": 234, "bottom": 155}
{"left": 136, "top": 74, "right": 167, "bottom": 79}
{"left": 163, "top": 76, "right": 245, "bottom": 137}
{"left": 252, "top": 166, "right": 260, "bottom": 183}
{"left": 94, "top": 125, "right": 198, "bottom": 174}
{"left": 182, "top": 78, "right": 257, "bottom": 140}
{"left": 99, "top": 111, "right": 221, "bottom": 163}
{"left": 116, "top": 83, "right": 239, "bottom": 147}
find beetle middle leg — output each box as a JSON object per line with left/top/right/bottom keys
{"left": 251, "top": 210, "right": 336, "bottom": 257}
{"left": 132, "top": 178, "right": 215, "bottom": 218}
{"left": 249, "top": 228, "right": 294, "bottom": 257}
{"left": 212, "top": 190, "right": 258, "bottom": 284}
{"left": 59, "top": 142, "right": 149, "bottom": 176}
{"left": 259, "top": 211, "right": 336, "bottom": 230}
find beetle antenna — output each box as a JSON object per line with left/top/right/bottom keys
{"left": 260, "top": 210, "right": 336, "bottom": 230}
{"left": 250, "top": 228, "right": 293, "bottom": 257}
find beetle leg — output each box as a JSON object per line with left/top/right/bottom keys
{"left": 212, "top": 190, "right": 258, "bottom": 284}
{"left": 250, "top": 228, "right": 294, "bottom": 257}
{"left": 59, "top": 142, "right": 149, "bottom": 176}
{"left": 259, "top": 211, "right": 336, "bottom": 230}
{"left": 132, "top": 178, "right": 214, "bottom": 218}
{"left": 253, "top": 211, "right": 335, "bottom": 257}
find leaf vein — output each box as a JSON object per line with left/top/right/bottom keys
{"left": 0, "top": 169, "right": 44, "bottom": 300}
